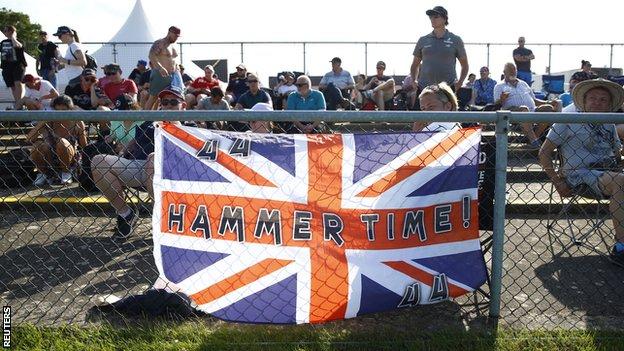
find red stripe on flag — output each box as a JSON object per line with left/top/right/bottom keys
{"left": 190, "top": 258, "right": 293, "bottom": 305}
{"left": 382, "top": 261, "right": 469, "bottom": 298}
{"left": 356, "top": 128, "right": 479, "bottom": 198}
{"left": 162, "top": 123, "right": 276, "bottom": 187}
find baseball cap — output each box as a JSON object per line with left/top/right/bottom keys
{"left": 168, "top": 26, "right": 181, "bottom": 35}
{"left": 53, "top": 26, "right": 72, "bottom": 37}
{"left": 426, "top": 6, "right": 448, "bottom": 18}
{"left": 39, "top": 31, "right": 47, "bottom": 36}
{"left": 376, "top": 61, "right": 386, "bottom": 68}
{"left": 158, "top": 85, "right": 185, "bottom": 100}
{"left": 236, "top": 63, "right": 246, "bottom": 70}
{"left": 204, "top": 64, "right": 214, "bottom": 71}
{"left": 22, "top": 74, "right": 38, "bottom": 84}
{"left": 137, "top": 60, "right": 147, "bottom": 66}
{"left": 330, "top": 57, "right": 342, "bottom": 64}
{"left": 81, "top": 68, "right": 97, "bottom": 77}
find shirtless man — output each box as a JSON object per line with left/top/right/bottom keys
{"left": 145, "top": 26, "right": 183, "bottom": 110}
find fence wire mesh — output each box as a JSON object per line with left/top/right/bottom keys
{"left": 0, "top": 110, "right": 622, "bottom": 331}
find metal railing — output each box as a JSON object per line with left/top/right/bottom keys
{"left": 1, "top": 109, "right": 623, "bottom": 330}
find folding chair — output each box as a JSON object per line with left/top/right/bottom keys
{"left": 546, "top": 152, "right": 613, "bottom": 261}
{"left": 455, "top": 87, "right": 473, "bottom": 111}
{"left": 541, "top": 74, "right": 565, "bottom": 99}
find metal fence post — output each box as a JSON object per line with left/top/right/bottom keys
{"left": 112, "top": 43, "right": 117, "bottom": 63}
{"left": 486, "top": 43, "right": 490, "bottom": 68}
{"left": 488, "top": 110, "right": 509, "bottom": 319}
{"left": 240, "top": 43, "right": 244, "bottom": 64}
{"left": 610, "top": 44, "right": 614, "bottom": 72}
{"left": 547, "top": 44, "right": 552, "bottom": 73}
{"left": 303, "top": 42, "right": 307, "bottom": 74}
{"left": 179, "top": 43, "right": 184, "bottom": 66}
{"left": 364, "top": 43, "right": 368, "bottom": 77}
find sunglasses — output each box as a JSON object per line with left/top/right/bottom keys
{"left": 429, "top": 14, "right": 441, "bottom": 18}
{"left": 84, "top": 77, "right": 96, "bottom": 82}
{"left": 295, "top": 83, "right": 308, "bottom": 87}
{"left": 247, "top": 80, "right": 258, "bottom": 83}
{"left": 376, "top": 66, "right": 384, "bottom": 70}
{"left": 104, "top": 71, "right": 118, "bottom": 76}
{"left": 160, "top": 98, "right": 182, "bottom": 106}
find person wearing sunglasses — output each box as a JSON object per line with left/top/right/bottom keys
{"left": 410, "top": 6, "right": 468, "bottom": 105}
{"left": 233, "top": 73, "right": 272, "bottom": 131}
{"left": 98, "top": 63, "right": 138, "bottom": 104}
{"left": 63, "top": 68, "right": 101, "bottom": 110}
{"left": 90, "top": 86, "right": 183, "bottom": 239}
{"left": 285, "top": 75, "right": 326, "bottom": 133}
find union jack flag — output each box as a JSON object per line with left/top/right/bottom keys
{"left": 152, "top": 123, "right": 487, "bottom": 324}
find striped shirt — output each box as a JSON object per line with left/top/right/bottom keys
{"left": 493, "top": 79, "right": 536, "bottom": 111}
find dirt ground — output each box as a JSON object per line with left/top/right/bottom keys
{"left": 0, "top": 210, "right": 622, "bottom": 330}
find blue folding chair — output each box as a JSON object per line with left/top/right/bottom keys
{"left": 541, "top": 75, "right": 565, "bottom": 99}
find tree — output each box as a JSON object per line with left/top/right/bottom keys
{"left": 0, "top": 7, "right": 43, "bottom": 57}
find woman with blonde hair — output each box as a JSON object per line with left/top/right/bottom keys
{"left": 412, "top": 82, "right": 461, "bottom": 132}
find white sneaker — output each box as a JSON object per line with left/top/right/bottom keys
{"left": 33, "top": 173, "right": 48, "bottom": 187}
{"left": 60, "top": 172, "right": 73, "bottom": 185}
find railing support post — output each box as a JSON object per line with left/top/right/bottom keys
{"left": 488, "top": 111, "right": 509, "bottom": 319}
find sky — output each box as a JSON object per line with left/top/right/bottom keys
{"left": 4, "top": 0, "right": 624, "bottom": 82}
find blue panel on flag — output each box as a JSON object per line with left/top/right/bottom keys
{"left": 352, "top": 133, "right": 435, "bottom": 183}
{"left": 210, "top": 274, "right": 297, "bottom": 324}
{"left": 412, "top": 251, "right": 487, "bottom": 289}
{"left": 407, "top": 147, "right": 479, "bottom": 197}
{"left": 162, "top": 245, "right": 230, "bottom": 284}
{"left": 251, "top": 136, "right": 296, "bottom": 177}
{"left": 162, "top": 137, "right": 229, "bottom": 182}
{"left": 357, "top": 275, "right": 403, "bottom": 316}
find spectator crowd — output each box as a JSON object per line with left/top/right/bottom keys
{"left": 2, "top": 5, "right": 624, "bottom": 265}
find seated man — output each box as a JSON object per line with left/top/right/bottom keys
{"left": 232, "top": 73, "right": 272, "bottom": 132}
{"left": 97, "top": 63, "right": 138, "bottom": 103}
{"left": 91, "top": 85, "right": 185, "bottom": 238}
{"left": 538, "top": 79, "right": 624, "bottom": 265}
{"left": 361, "top": 61, "right": 395, "bottom": 110}
{"left": 318, "top": 57, "right": 356, "bottom": 110}
{"left": 128, "top": 59, "right": 148, "bottom": 85}
{"left": 26, "top": 95, "right": 88, "bottom": 185}
{"left": 185, "top": 64, "right": 222, "bottom": 109}
{"left": 470, "top": 66, "right": 497, "bottom": 107}
{"left": 17, "top": 74, "right": 59, "bottom": 110}
{"left": 285, "top": 75, "right": 326, "bottom": 133}
{"left": 225, "top": 63, "right": 250, "bottom": 105}
{"left": 273, "top": 71, "right": 297, "bottom": 110}
{"left": 494, "top": 62, "right": 559, "bottom": 148}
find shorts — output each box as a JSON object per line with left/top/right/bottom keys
{"left": 149, "top": 70, "right": 184, "bottom": 96}
{"left": 2, "top": 64, "right": 25, "bottom": 87}
{"left": 564, "top": 169, "right": 607, "bottom": 199}
{"left": 114, "top": 157, "right": 148, "bottom": 188}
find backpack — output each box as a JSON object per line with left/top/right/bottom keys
{"left": 70, "top": 46, "right": 98, "bottom": 70}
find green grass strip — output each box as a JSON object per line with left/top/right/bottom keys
{"left": 12, "top": 321, "right": 624, "bottom": 351}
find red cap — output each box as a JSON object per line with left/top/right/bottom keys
{"left": 22, "top": 74, "right": 38, "bottom": 84}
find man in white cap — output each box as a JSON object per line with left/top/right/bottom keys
{"left": 539, "top": 78, "right": 624, "bottom": 266}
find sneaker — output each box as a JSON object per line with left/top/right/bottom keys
{"left": 114, "top": 210, "right": 138, "bottom": 239}
{"left": 60, "top": 172, "right": 73, "bottom": 185}
{"left": 609, "top": 246, "right": 624, "bottom": 267}
{"left": 33, "top": 173, "right": 48, "bottom": 187}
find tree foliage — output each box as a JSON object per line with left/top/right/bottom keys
{"left": 0, "top": 7, "right": 43, "bottom": 57}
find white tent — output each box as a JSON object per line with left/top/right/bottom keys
{"left": 56, "top": 0, "right": 157, "bottom": 89}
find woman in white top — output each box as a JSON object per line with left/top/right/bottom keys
{"left": 413, "top": 82, "right": 461, "bottom": 132}
{"left": 53, "top": 26, "right": 86, "bottom": 85}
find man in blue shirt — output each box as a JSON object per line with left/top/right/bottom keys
{"left": 470, "top": 66, "right": 497, "bottom": 106}
{"left": 285, "top": 75, "right": 326, "bottom": 133}
{"left": 318, "top": 57, "right": 356, "bottom": 110}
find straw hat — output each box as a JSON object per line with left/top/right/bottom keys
{"left": 572, "top": 78, "right": 624, "bottom": 112}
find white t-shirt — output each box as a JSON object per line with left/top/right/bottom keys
{"left": 25, "top": 80, "right": 55, "bottom": 107}
{"left": 63, "top": 42, "right": 85, "bottom": 80}
{"left": 493, "top": 79, "right": 536, "bottom": 111}
{"left": 277, "top": 84, "right": 297, "bottom": 96}
{"left": 562, "top": 103, "right": 578, "bottom": 113}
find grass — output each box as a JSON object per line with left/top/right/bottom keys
{"left": 12, "top": 320, "right": 624, "bottom": 351}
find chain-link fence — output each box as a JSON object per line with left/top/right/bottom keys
{"left": 0, "top": 110, "right": 623, "bottom": 331}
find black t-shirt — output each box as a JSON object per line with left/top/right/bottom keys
{"left": 182, "top": 73, "right": 193, "bottom": 84}
{"left": 128, "top": 68, "right": 141, "bottom": 82}
{"left": 0, "top": 39, "right": 26, "bottom": 69}
{"left": 366, "top": 75, "right": 393, "bottom": 89}
{"left": 37, "top": 41, "right": 58, "bottom": 69}
{"left": 65, "top": 83, "right": 98, "bottom": 110}
{"left": 138, "top": 69, "right": 152, "bottom": 87}
{"left": 513, "top": 47, "right": 533, "bottom": 72}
